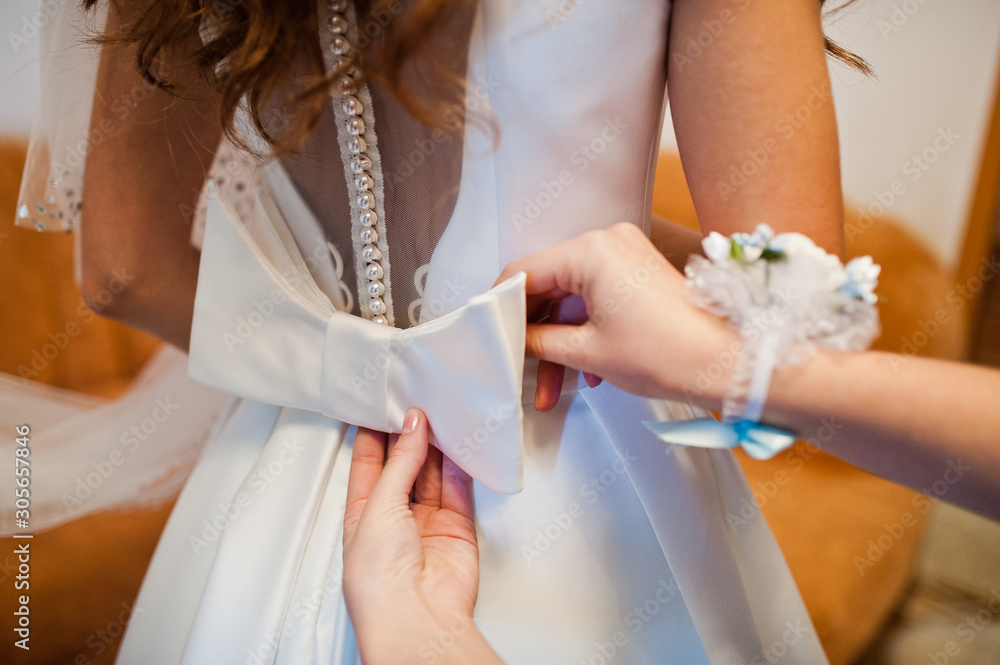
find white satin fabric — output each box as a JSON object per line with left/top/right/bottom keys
{"left": 189, "top": 182, "right": 526, "bottom": 494}
{"left": 117, "top": 1, "right": 830, "bottom": 664}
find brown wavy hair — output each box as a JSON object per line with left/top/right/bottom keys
{"left": 86, "top": 0, "right": 869, "bottom": 154}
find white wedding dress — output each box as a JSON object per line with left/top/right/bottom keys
{"left": 15, "top": 1, "right": 831, "bottom": 664}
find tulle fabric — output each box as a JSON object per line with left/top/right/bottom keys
{"left": 6, "top": 0, "right": 250, "bottom": 534}
{"left": 15, "top": 0, "right": 105, "bottom": 285}
{"left": 15, "top": 0, "right": 260, "bottom": 257}
{"left": 274, "top": 4, "right": 473, "bottom": 328}
{"left": 0, "top": 347, "right": 228, "bottom": 535}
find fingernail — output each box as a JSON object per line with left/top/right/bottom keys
{"left": 402, "top": 408, "right": 420, "bottom": 434}
{"left": 584, "top": 372, "right": 603, "bottom": 388}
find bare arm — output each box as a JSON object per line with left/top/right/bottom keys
{"left": 499, "top": 225, "right": 1000, "bottom": 521}
{"left": 81, "top": 1, "right": 222, "bottom": 351}
{"left": 649, "top": 213, "right": 704, "bottom": 271}
{"left": 764, "top": 350, "right": 1000, "bottom": 520}
{"left": 668, "top": 0, "right": 844, "bottom": 255}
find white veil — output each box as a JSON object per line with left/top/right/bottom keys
{"left": 15, "top": 1, "right": 104, "bottom": 245}
{"left": 4, "top": 1, "right": 232, "bottom": 535}
{"left": 13, "top": 1, "right": 259, "bottom": 258}
{"left": 0, "top": 347, "right": 229, "bottom": 535}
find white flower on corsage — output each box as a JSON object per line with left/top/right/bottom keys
{"left": 840, "top": 255, "right": 881, "bottom": 305}
{"left": 703, "top": 223, "right": 779, "bottom": 264}
{"left": 648, "top": 224, "right": 884, "bottom": 460}
{"left": 689, "top": 223, "right": 881, "bottom": 355}
{"left": 702, "top": 231, "right": 734, "bottom": 264}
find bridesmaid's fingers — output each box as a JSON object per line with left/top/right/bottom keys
{"left": 414, "top": 440, "right": 444, "bottom": 508}
{"left": 440, "top": 454, "right": 475, "bottom": 521}
{"left": 344, "top": 427, "right": 388, "bottom": 546}
{"left": 525, "top": 323, "right": 589, "bottom": 366}
{"left": 494, "top": 236, "right": 591, "bottom": 295}
{"left": 536, "top": 292, "right": 589, "bottom": 410}
{"left": 368, "top": 408, "right": 430, "bottom": 507}
{"left": 383, "top": 432, "right": 406, "bottom": 499}
{"left": 534, "top": 359, "right": 565, "bottom": 412}
{"left": 347, "top": 427, "right": 388, "bottom": 502}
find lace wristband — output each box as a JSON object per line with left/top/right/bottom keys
{"left": 644, "top": 224, "right": 881, "bottom": 459}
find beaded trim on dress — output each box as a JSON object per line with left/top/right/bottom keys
{"left": 320, "top": 0, "right": 395, "bottom": 326}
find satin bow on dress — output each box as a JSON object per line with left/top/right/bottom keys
{"left": 189, "top": 185, "right": 527, "bottom": 494}
{"left": 177, "top": 182, "right": 830, "bottom": 665}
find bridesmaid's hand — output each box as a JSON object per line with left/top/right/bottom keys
{"left": 343, "top": 408, "right": 502, "bottom": 665}
{"left": 496, "top": 223, "right": 736, "bottom": 411}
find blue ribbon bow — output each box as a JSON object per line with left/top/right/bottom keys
{"left": 642, "top": 418, "right": 797, "bottom": 460}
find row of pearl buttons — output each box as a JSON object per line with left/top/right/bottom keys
{"left": 328, "top": 0, "right": 390, "bottom": 325}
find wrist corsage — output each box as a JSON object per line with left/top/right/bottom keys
{"left": 644, "top": 224, "right": 881, "bottom": 459}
